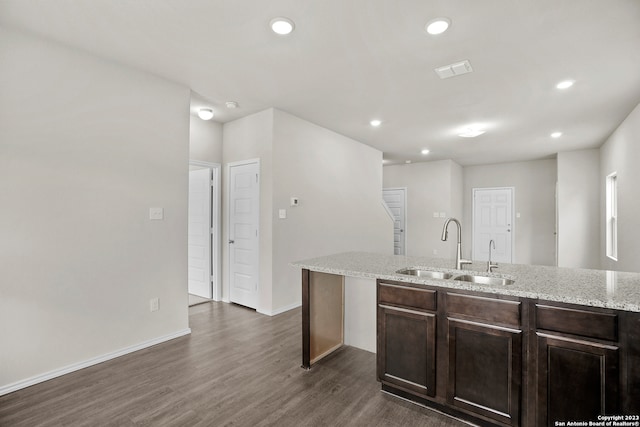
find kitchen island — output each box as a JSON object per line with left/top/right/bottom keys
{"left": 292, "top": 252, "right": 640, "bottom": 427}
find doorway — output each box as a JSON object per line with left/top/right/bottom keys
{"left": 228, "top": 159, "right": 260, "bottom": 309}
{"left": 188, "top": 161, "right": 221, "bottom": 304}
{"left": 382, "top": 188, "right": 407, "bottom": 255}
{"left": 472, "top": 187, "right": 514, "bottom": 263}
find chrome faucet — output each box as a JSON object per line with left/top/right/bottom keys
{"left": 487, "top": 239, "right": 498, "bottom": 272}
{"left": 441, "top": 218, "right": 472, "bottom": 270}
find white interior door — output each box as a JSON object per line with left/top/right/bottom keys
{"left": 188, "top": 167, "right": 212, "bottom": 298}
{"left": 382, "top": 188, "right": 406, "bottom": 255}
{"left": 472, "top": 187, "right": 514, "bottom": 263}
{"left": 229, "top": 161, "right": 260, "bottom": 309}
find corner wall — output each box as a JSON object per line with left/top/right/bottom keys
{"left": 556, "top": 149, "right": 600, "bottom": 269}
{"left": 383, "top": 160, "right": 463, "bottom": 259}
{"left": 221, "top": 109, "right": 274, "bottom": 312}
{"left": 463, "top": 159, "right": 557, "bottom": 265}
{"left": 189, "top": 112, "right": 223, "bottom": 164}
{"left": 0, "top": 28, "right": 190, "bottom": 391}
{"left": 600, "top": 102, "right": 640, "bottom": 273}
{"left": 222, "top": 109, "right": 392, "bottom": 315}
{"left": 271, "top": 110, "right": 393, "bottom": 314}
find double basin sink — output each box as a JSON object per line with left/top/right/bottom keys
{"left": 396, "top": 268, "right": 515, "bottom": 286}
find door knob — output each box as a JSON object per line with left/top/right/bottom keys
{"left": 229, "top": 239, "right": 235, "bottom": 244}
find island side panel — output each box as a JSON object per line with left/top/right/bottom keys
{"left": 344, "top": 276, "right": 377, "bottom": 353}
{"left": 308, "top": 271, "right": 344, "bottom": 365}
{"left": 302, "top": 269, "right": 310, "bottom": 368}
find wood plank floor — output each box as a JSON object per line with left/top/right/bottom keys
{"left": 0, "top": 302, "right": 469, "bottom": 426}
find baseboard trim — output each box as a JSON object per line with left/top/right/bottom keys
{"left": 258, "top": 301, "right": 301, "bottom": 317}
{"left": 0, "top": 328, "right": 191, "bottom": 397}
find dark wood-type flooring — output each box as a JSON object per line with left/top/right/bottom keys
{"left": 0, "top": 302, "right": 469, "bottom": 426}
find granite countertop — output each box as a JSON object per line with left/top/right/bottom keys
{"left": 291, "top": 252, "right": 640, "bottom": 312}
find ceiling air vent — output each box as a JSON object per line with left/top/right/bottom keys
{"left": 434, "top": 60, "right": 473, "bottom": 79}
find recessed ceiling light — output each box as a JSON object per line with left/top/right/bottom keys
{"left": 556, "top": 80, "right": 575, "bottom": 90}
{"left": 405, "top": 160, "right": 412, "bottom": 164}
{"left": 225, "top": 101, "right": 239, "bottom": 109}
{"left": 270, "top": 17, "right": 295, "bottom": 35}
{"left": 456, "top": 122, "right": 488, "bottom": 138}
{"left": 198, "top": 108, "right": 214, "bottom": 120}
{"left": 370, "top": 119, "right": 382, "bottom": 127}
{"left": 458, "top": 128, "right": 485, "bottom": 138}
{"left": 421, "top": 149, "right": 430, "bottom": 155}
{"left": 425, "top": 18, "right": 451, "bottom": 35}
{"left": 551, "top": 132, "right": 562, "bottom": 138}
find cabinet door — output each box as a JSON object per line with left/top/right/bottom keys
{"left": 377, "top": 304, "right": 436, "bottom": 397}
{"left": 537, "top": 333, "right": 619, "bottom": 426}
{"left": 447, "top": 319, "right": 522, "bottom": 426}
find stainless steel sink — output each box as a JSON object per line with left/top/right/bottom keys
{"left": 396, "top": 268, "right": 453, "bottom": 279}
{"left": 454, "top": 275, "right": 515, "bottom": 286}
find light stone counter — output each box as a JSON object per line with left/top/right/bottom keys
{"left": 292, "top": 251, "right": 640, "bottom": 312}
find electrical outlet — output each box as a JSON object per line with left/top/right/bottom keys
{"left": 150, "top": 298, "right": 159, "bottom": 312}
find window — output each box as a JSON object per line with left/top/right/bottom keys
{"left": 606, "top": 172, "right": 618, "bottom": 261}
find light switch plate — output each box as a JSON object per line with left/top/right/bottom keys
{"left": 279, "top": 209, "right": 287, "bottom": 219}
{"left": 433, "top": 212, "right": 439, "bottom": 218}
{"left": 149, "top": 207, "right": 164, "bottom": 220}
{"left": 439, "top": 212, "right": 446, "bottom": 218}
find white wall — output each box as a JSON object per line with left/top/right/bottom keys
{"left": 463, "top": 159, "right": 557, "bottom": 266}
{"left": 383, "top": 160, "right": 463, "bottom": 259}
{"left": 221, "top": 109, "right": 274, "bottom": 312}
{"left": 272, "top": 110, "right": 392, "bottom": 314}
{"left": 222, "top": 109, "right": 392, "bottom": 315}
{"left": 600, "top": 102, "right": 640, "bottom": 273}
{"left": 189, "top": 113, "right": 223, "bottom": 164}
{"left": 557, "top": 149, "right": 600, "bottom": 269}
{"left": 0, "top": 28, "right": 190, "bottom": 391}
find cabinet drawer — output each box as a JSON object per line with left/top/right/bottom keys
{"left": 378, "top": 282, "right": 436, "bottom": 311}
{"left": 536, "top": 304, "right": 618, "bottom": 341}
{"left": 446, "top": 293, "right": 521, "bottom": 328}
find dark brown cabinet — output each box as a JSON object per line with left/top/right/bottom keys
{"left": 377, "top": 281, "right": 437, "bottom": 398}
{"left": 535, "top": 304, "right": 620, "bottom": 426}
{"left": 374, "top": 278, "right": 640, "bottom": 427}
{"left": 447, "top": 319, "right": 522, "bottom": 426}
{"left": 377, "top": 281, "right": 524, "bottom": 426}
{"left": 378, "top": 305, "right": 436, "bottom": 397}
{"left": 445, "top": 293, "right": 523, "bottom": 426}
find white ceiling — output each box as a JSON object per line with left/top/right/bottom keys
{"left": 1, "top": 0, "right": 639, "bottom": 166}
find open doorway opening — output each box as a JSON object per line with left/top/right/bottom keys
{"left": 188, "top": 160, "right": 221, "bottom": 306}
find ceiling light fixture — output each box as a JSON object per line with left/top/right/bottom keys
{"left": 458, "top": 128, "right": 485, "bottom": 138}
{"left": 405, "top": 160, "right": 412, "bottom": 164}
{"left": 370, "top": 119, "right": 382, "bottom": 127}
{"left": 421, "top": 149, "right": 430, "bottom": 155}
{"left": 270, "top": 17, "right": 295, "bottom": 35}
{"left": 551, "top": 132, "right": 562, "bottom": 138}
{"left": 198, "top": 108, "right": 214, "bottom": 120}
{"left": 556, "top": 80, "right": 575, "bottom": 90}
{"left": 425, "top": 17, "right": 451, "bottom": 35}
